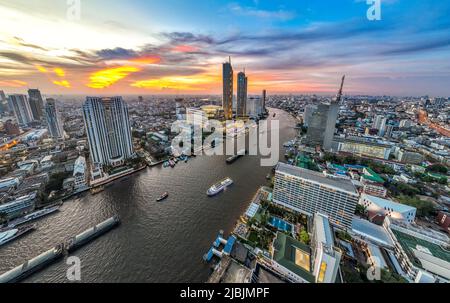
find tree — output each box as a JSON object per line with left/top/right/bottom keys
{"left": 355, "top": 204, "right": 367, "bottom": 216}
{"left": 396, "top": 195, "right": 435, "bottom": 217}
{"left": 299, "top": 229, "right": 310, "bottom": 245}
{"left": 426, "top": 164, "right": 448, "bottom": 174}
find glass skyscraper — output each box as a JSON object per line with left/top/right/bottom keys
{"left": 222, "top": 57, "right": 233, "bottom": 120}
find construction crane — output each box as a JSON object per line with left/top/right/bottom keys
{"left": 335, "top": 75, "right": 345, "bottom": 104}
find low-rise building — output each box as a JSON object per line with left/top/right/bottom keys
{"left": 360, "top": 194, "right": 417, "bottom": 223}
{"left": 384, "top": 218, "right": 450, "bottom": 282}
{"left": 0, "top": 192, "right": 36, "bottom": 219}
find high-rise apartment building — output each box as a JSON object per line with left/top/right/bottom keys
{"left": 82, "top": 97, "right": 134, "bottom": 166}
{"left": 8, "top": 94, "right": 33, "bottom": 126}
{"left": 27, "top": 89, "right": 44, "bottom": 121}
{"left": 305, "top": 104, "right": 329, "bottom": 148}
{"left": 222, "top": 57, "right": 233, "bottom": 120}
{"left": 262, "top": 89, "right": 267, "bottom": 112}
{"left": 272, "top": 162, "right": 359, "bottom": 229}
{"left": 44, "top": 98, "right": 64, "bottom": 139}
{"left": 236, "top": 71, "right": 247, "bottom": 118}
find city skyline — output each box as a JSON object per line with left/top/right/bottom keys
{"left": 1, "top": 0, "right": 450, "bottom": 96}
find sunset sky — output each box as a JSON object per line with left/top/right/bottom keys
{"left": 1, "top": 0, "right": 450, "bottom": 96}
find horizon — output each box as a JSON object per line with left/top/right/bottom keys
{"left": 1, "top": 0, "right": 450, "bottom": 96}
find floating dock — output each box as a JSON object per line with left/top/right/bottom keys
{"left": 0, "top": 216, "right": 120, "bottom": 283}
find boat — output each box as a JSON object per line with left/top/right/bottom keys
{"left": 163, "top": 161, "right": 170, "bottom": 168}
{"left": 266, "top": 174, "right": 271, "bottom": 180}
{"left": 273, "top": 113, "right": 276, "bottom": 117}
{"left": 156, "top": 192, "right": 169, "bottom": 202}
{"left": 207, "top": 178, "right": 234, "bottom": 197}
{"left": 226, "top": 149, "right": 246, "bottom": 164}
{"left": 169, "top": 159, "right": 176, "bottom": 168}
{"left": 0, "top": 225, "right": 35, "bottom": 247}
{"left": 7, "top": 206, "right": 60, "bottom": 228}
{"left": 90, "top": 186, "right": 104, "bottom": 195}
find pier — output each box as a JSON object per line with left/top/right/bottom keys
{"left": 203, "top": 231, "right": 236, "bottom": 262}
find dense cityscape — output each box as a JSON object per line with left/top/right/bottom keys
{"left": 0, "top": 0, "right": 449, "bottom": 289}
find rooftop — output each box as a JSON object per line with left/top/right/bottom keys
{"left": 272, "top": 232, "right": 315, "bottom": 283}
{"left": 352, "top": 217, "right": 394, "bottom": 247}
{"left": 276, "top": 162, "right": 358, "bottom": 195}
{"left": 362, "top": 194, "right": 417, "bottom": 213}
{"left": 391, "top": 228, "right": 450, "bottom": 265}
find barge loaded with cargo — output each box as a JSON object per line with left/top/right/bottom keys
{"left": 0, "top": 216, "right": 120, "bottom": 283}
{"left": 65, "top": 216, "right": 120, "bottom": 252}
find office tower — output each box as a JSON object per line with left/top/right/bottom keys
{"left": 222, "top": 57, "right": 233, "bottom": 120}
{"left": 44, "top": 98, "right": 64, "bottom": 139}
{"left": 262, "top": 89, "right": 267, "bottom": 112}
{"left": 246, "top": 96, "right": 263, "bottom": 118}
{"left": 323, "top": 102, "right": 339, "bottom": 151}
{"left": 273, "top": 162, "right": 359, "bottom": 229}
{"left": 82, "top": 97, "right": 134, "bottom": 166}
{"left": 305, "top": 76, "right": 343, "bottom": 151}
{"left": 378, "top": 118, "right": 387, "bottom": 136}
{"left": 303, "top": 105, "right": 318, "bottom": 127}
{"left": 0, "top": 90, "right": 8, "bottom": 113}
{"left": 27, "top": 89, "right": 44, "bottom": 121}
{"left": 384, "top": 124, "right": 394, "bottom": 138}
{"left": 372, "top": 114, "right": 384, "bottom": 130}
{"left": 138, "top": 96, "right": 143, "bottom": 105}
{"left": 305, "top": 104, "right": 329, "bottom": 148}
{"left": 8, "top": 94, "right": 33, "bottom": 126}
{"left": 236, "top": 71, "right": 247, "bottom": 118}
{"left": 175, "top": 98, "right": 186, "bottom": 120}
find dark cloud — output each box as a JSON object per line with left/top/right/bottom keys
{"left": 96, "top": 47, "right": 139, "bottom": 60}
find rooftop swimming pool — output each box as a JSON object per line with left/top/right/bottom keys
{"left": 269, "top": 217, "right": 292, "bottom": 232}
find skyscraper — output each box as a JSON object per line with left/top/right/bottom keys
{"left": 222, "top": 57, "right": 233, "bottom": 120}
{"left": 44, "top": 98, "right": 64, "bottom": 139}
{"left": 0, "top": 90, "right": 8, "bottom": 114}
{"left": 305, "top": 76, "right": 344, "bottom": 151}
{"left": 82, "top": 97, "right": 134, "bottom": 166}
{"left": 303, "top": 105, "right": 318, "bottom": 127}
{"left": 236, "top": 71, "right": 247, "bottom": 118}
{"left": 305, "top": 104, "right": 329, "bottom": 148}
{"left": 27, "top": 89, "right": 44, "bottom": 121}
{"left": 8, "top": 94, "right": 33, "bottom": 126}
{"left": 262, "top": 89, "right": 267, "bottom": 112}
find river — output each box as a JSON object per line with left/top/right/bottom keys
{"left": 0, "top": 108, "right": 297, "bottom": 283}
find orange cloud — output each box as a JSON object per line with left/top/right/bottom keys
{"left": 36, "top": 65, "right": 48, "bottom": 73}
{"left": 53, "top": 80, "right": 71, "bottom": 88}
{"left": 131, "top": 73, "right": 219, "bottom": 91}
{"left": 172, "top": 45, "right": 199, "bottom": 53}
{"left": 0, "top": 80, "right": 28, "bottom": 87}
{"left": 53, "top": 68, "right": 65, "bottom": 77}
{"left": 88, "top": 66, "right": 140, "bottom": 89}
{"left": 128, "top": 56, "right": 161, "bottom": 65}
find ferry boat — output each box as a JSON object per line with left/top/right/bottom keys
{"left": 207, "top": 178, "right": 234, "bottom": 197}
{"left": 156, "top": 192, "right": 169, "bottom": 202}
{"left": 0, "top": 225, "right": 35, "bottom": 247}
